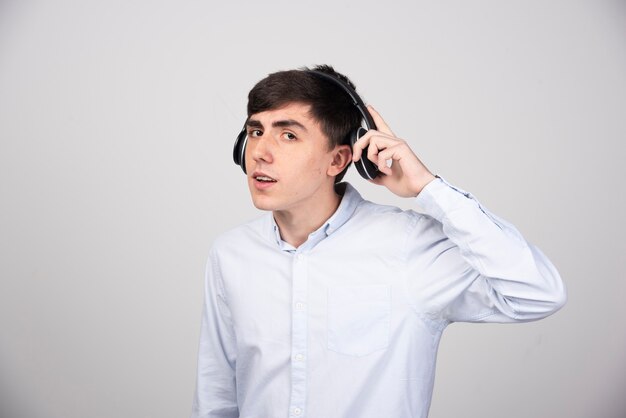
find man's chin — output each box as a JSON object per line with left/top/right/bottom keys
{"left": 249, "top": 195, "right": 279, "bottom": 212}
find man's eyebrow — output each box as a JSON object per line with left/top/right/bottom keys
{"left": 246, "top": 118, "right": 308, "bottom": 132}
{"left": 272, "top": 119, "right": 308, "bottom": 132}
{"left": 246, "top": 119, "right": 263, "bottom": 129}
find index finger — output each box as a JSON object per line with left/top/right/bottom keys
{"left": 351, "top": 129, "right": 374, "bottom": 162}
{"left": 367, "top": 105, "right": 395, "bottom": 136}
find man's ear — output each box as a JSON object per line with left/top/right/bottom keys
{"left": 327, "top": 144, "right": 352, "bottom": 177}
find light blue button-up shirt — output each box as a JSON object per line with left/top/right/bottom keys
{"left": 192, "top": 177, "right": 566, "bottom": 418}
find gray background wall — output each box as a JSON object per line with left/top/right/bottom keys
{"left": 1, "top": 0, "right": 624, "bottom": 417}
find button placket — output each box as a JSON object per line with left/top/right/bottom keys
{"left": 289, "top": 252, "right": 308, "bottom": 417}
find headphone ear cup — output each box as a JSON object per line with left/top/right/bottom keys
{"left": 233, "top": 128, "right": 248, "bottom": 174}
{"left": 350, "top": 127, "right": 379, "bottom": 180}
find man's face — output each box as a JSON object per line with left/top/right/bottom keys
{"left": 244, "top": 102, "right": 343, "bottom": 213}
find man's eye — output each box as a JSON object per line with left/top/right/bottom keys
{"left": 248, "top": 129, "right": 262, "bottom": 137}
{"left": 283, "top": 132, "right": 296, "bottom": 141}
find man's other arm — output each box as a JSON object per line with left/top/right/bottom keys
{"left": 191, "top": 248, "right": 238, "bottom": 418}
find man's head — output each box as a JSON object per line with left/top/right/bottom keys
{"left": 246, "top": 65, "right": 362, "bottom": 184}
{"left": 242, "top": 65, "right": 365, "bottom": 215}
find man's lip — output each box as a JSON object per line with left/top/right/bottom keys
{"left": 251, "top": 171, "right": 277, "bottom": 181}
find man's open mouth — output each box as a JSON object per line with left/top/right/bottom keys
{"left": 255, "top": 175, "right": 277, "bottom": 183}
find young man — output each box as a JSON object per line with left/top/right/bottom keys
{"left": 191, "top": 65, "right": 566, "bottom": 418}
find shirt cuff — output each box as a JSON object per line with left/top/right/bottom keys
{"left": 413, "top": 175, "right": 480, "bottom": 222}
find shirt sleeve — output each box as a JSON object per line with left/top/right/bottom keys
{"left": 191, "top": 248, "right": 239, "bottom": 418}
{"left": 407, "top": 176, "right": 567, "bottom": 324}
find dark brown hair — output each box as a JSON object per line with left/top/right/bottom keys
{"left": 246, "top": 65, "right": 362, "bottom": 183}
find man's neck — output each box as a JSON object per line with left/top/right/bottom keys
{"left": 273, "top": 187, "right": 342, "bottom": 249}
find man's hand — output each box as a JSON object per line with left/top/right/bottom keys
{"left": 352, "top": 105, "right": 437, "bottom": 197}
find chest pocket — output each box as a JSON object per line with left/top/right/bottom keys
{"left": 327, "top": 284, "right": 391, "bottom": 357}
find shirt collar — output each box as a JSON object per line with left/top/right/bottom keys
{"left": 267, "top": 182, "right": 363, "bottom": 252}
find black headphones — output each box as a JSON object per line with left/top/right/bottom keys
{"left": 232, "top": 70, "right": 380, "bottom": 180}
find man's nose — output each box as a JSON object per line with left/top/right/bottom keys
{"left": 249, "top": 134, "right": 274, "bottom": 164}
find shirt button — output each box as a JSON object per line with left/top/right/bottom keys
{"left": 295, "top": 353, "right": 304, "bottom": 361}
{"left": 296, "top": 254, "right": 303, "bottom": 261}
{"left": 295, "top": 302, "right": 305, "bottom": 311}
{"left": 293, "top": 407, "right": 302, "bottom": 416}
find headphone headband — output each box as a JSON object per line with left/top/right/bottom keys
{"left": 305, "top": 70, "right": 377, "bottom": 131}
